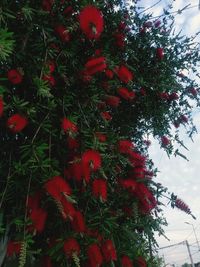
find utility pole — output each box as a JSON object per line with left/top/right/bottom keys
{"left": 185, "top": 222, "right": 200, "bottom": 251}
{"left": 185, "top": 240, "right": 195, "bottom": 267}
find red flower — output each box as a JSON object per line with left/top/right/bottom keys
{"left": 117, "top": 65, "right": 133, "bottom": 84}
{"left": 159, "top": 92, "right": 169, "bottom": 100}
{"left": 180, "top": 114, "right": 188, "bottom": 123}
{"left": 7, "top": 69, "right": 23, "bottom": 84}
{"left": 105, "top": 95, "right": 120, "bottom": 107}
{"left": 61, "top": 196, "right": 76, "bottom": 220}
{"left": 7, "top": 114, "right": 28, "bottom": 133}
{"left": 154, "top": 20, "right": 161, "bottom": 28}
{"left": 42, "top": 0, "right": 54, "bottom": 12}
{"left": 121, "top": 255, "right": 133, "bottom": 267}
{"left": 161, "top": 136, "right": 170, "bottom": 147}
{"left": 87, "top": 244, "right": 103, "bottom": 267}
{"left": 55, "top": 25, "right": 70, "bottom": 42}
{"left": 27, "top": 192, "right": 41, "bottom": 211}
{"left": 100, "top": 111, "right": 112, "bottom": 121}
{"left": 82, "top": 150, "right": 101, "bottom": 171}
{"left": 169, "top": 92, "right": 179, "bottom": 101}
{"left": 64, "top": 238, "right": 80, "bottom": 257}
{"left": 92, "top": 179, "right": 107, "bottom": 201}
{"left": 118, "top": 140, "right": 134, "bottom": 154}
{"left": 129, "top": 151, "right": 146, "bottom": 167}
{"left": 62, "top": 118, "right": 78, "bottom": 134}
{"left": 118, "top": 87, "right": 135, "bottom": 100}
{"left": 0, "top": 96, "right": 4, "bottom": 117}
{"left": 6, "top": 241, "right": 21, "bottom": 257}
{"left": 44, "top": 176, "right": 72, "bottom": 201}
{"left": 67, "top": 137, "right": 79, "bottom": 150}
{"left": 120, "top": 179, "right": 137, "bottom": 193}
{"left": 71, "top": 210, "right": 86, "bottom": 233}
{"left": 156, "top": 47, "right": 164, "bottom": 60}
{"left": 105, "top": 69, "right": 114, "bottom": 79}
{"left": 136, "top": 183, "right": 157, "bottom": 213}
{"left": 43, "top": 75, "right": 56, "bottom": 86}
{"left": 136, "top": 256, "right": 147, "bottom": 267}
{"left": 133, "top": 167, "right": 145, "bottom": 179}
{"left": 29, "top": 208, "right": 47, "bottom": 233}
{"left": 85, "top": 57, "right": 107, "bottom": 76}
{"left": 79, "top": 6, "right": 104, "bottom": 39}
{"left": 41, "top": 256, "right": 52, "bottom": 267}
{"left": 114, "top": 32, "right": 125, "bottom": 48}
{"left": 63, "top": 6, "right": 73, "bottom": 17}
{"left": 95, "top": 132, "right": 107, "bottom": 142}
{"left": 101, "top": 240, "right": 117, "bottom": 262}
{"left": 175, "top": 198, "right": 192, "bottom": 215}
{"left": 188, "top": 87, "right": 197, "bottom": 96}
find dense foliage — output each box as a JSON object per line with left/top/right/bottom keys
{"left": 0, "top": 0, "right": 199, "bottom": 267}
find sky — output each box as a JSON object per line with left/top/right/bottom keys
{"left": 135, "top": 0, "right": 200, "bottom": 266}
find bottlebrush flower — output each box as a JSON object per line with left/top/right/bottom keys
{"left": 79, "top": 6, "right": 104, "bottom": 39}
{"left": 7, "top": 69, "right": 23, "bottom": 84}
{"left": 133, "top": 167, "right": 145, "bottom": 179}
{"left": 62, "top": 118, "right": 78, "bottom": 134}
{"left": 82, "top": 150, "right": 101, "bottom": 171}
{"left": 154, "top": 20, "right": 161, "bottom": 28}
{"left": 156, "top": 47, "right": 164, "bottom": 60}
{"left": 43, "top": 75, "right": 56, "bottom": 86}
{"left": 67, "top": 137, "right": 79, "bottom": 150}
{"left": 175, "top": 198, "right": 192, "bottom": 215}
{"left": 143, "top": 21, "right": 153, "bottom": 28}
{"left": 92, "top": 179, "right": 107, "bottom": 201}
{"left": 169, "top": 92, "right": 179, "bottom": 101}
{"left": 180, "top": 114, "right": 188, "bottom": 123}
{"left": 85, "top": 57, "right": 107, "bottom": 76}
{"left": 71, "top": 210, "right": 86, "bottom": 233}
{"left": 27, "top": 192, "right": 41, "bottom": 211}
{"left": 95, "top": 132, "right": 107, "bottom": 142}
{"left": 121, "top": 255, "right": 133, "bottom": 267}
{"left": 44, "top": 176, "right": 72, "bottom": 201}
{"left": 105, "top": 69, "right": 114, "bottom": 79}
{"left": 42, "top": 0, "right": 54, "bottom": 12}
{"left": 159, "top": 92, "right": 169, "bottom": 100}
{"left": 136, "top": 256, "right": 147, "bottom": 267}
{"left": 63, "top": 6, "right": 73, "bottom": 17}
{"left": 0, "top": 96, "right": 4, "bottom": 117}
{"left": 6, "top": 241, "right": 21, "bottom": 257}
{"left": 41, "top": 256, "right": 52, "bottom": 267}
{"left": 64, "top": 238, "right": 80, "bottom": 257}
{"left": 129, "top": 151, "right": 146, "bottom": 167}
{"left": 105, "top": 95, "right": 120, "bottom": 107}
{"left": 136, "top": 183, "right": 157, "bottom": 213}
{"left": 61, "top": 196, "right": 76, "bottom": 220}
{"left": 117, "top": 65, "right": 133, "bottom": 84}
{"left": 7, "top": 114, "right": 28, "bottom": 133}
{"left": 87, "top": 244, "right": 103, "bottom": 267}
{"left": 161, "top": 136, "right": 170, "bottom": 147}
{"left": 101, "top": 240, "right": 117, "bottom": 262}
{"left": 118, "top": 87, "right": 135, "bottom": 100}
{"left": 55, "top": 25, "right": 70, "bottom": 42}
{"left": 100, "top": 111, "right": 112, "bottom": 121}
{"left": 68, "top": 161, "right": 83, "bottom": 182}
{"left": 114, "top": 32, "right": 125, "bottom": 48}
{"left": 120, "top": 179, "right": 137, "bottom": 193}
{"left": 118, "top": 140, "right": 134, "bottom": 154}
{"left": 28, "top": 208, "right": 47, "bottom": 233}
{"left": 188, "top": 87, "right": 197, "bottom": 96}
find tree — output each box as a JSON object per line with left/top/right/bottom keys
{"left": 0, "top": 0, "right": 199, "bottom": 266}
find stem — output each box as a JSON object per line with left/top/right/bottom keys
{"left": 0, "top": 152, "right": 12, "bottom": 209}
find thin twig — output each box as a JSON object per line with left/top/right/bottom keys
{"left": 0, "top": 153, "right": 12, "bottom": 209}
{"left": 31, "top": 112, "right": 49, "bottom": 144}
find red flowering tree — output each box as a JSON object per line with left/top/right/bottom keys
{"left": 0, "top": 1, "right": 199, "bottom": 267}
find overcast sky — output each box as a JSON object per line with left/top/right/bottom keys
{"left": 136, "top": 0, "right": 200, "bottom": 266}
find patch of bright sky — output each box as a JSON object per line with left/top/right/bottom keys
{"left": 131, "top": 0, "right": 200, "bottom": 266}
